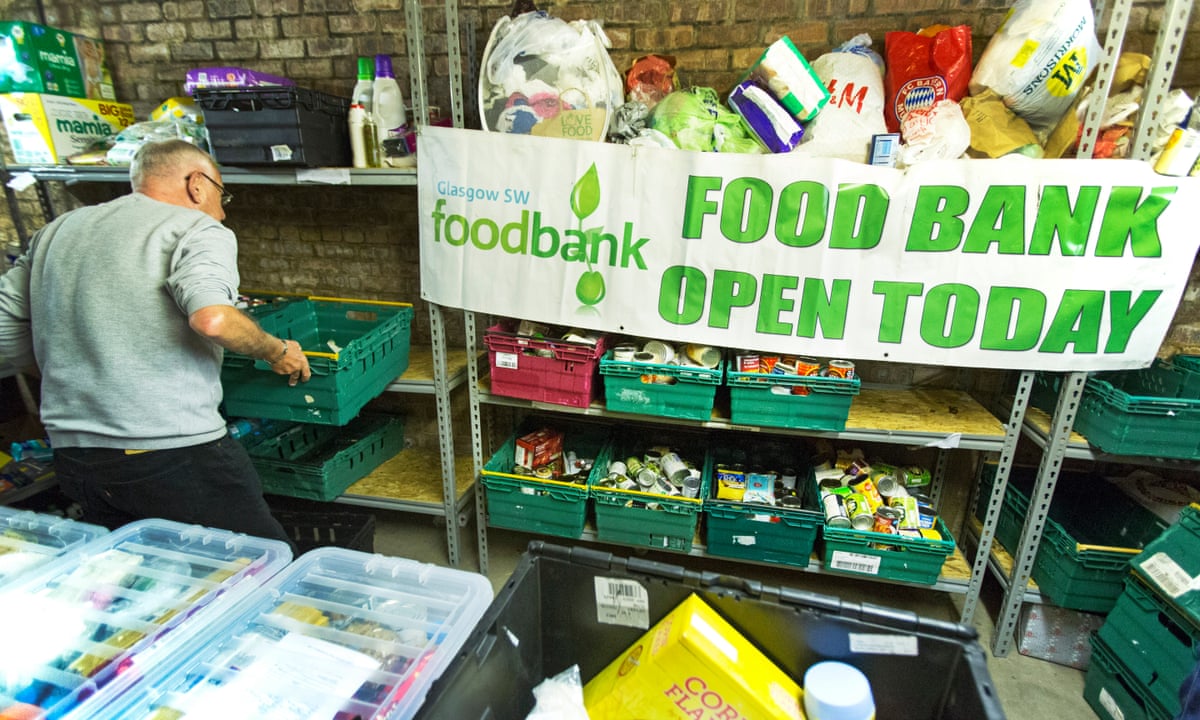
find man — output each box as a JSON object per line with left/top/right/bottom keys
{"left": 0, "top": 139, "right": 310, "bottom": 545}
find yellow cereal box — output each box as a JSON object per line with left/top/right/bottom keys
{"left": 584, "top": 593, "right": 805, "bottom": 720}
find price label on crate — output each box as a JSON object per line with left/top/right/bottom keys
{"left": 1140, "top": 551, "right": 1193, "bottom": 598}
{"left": 829, "top": 551, "right": 882, "bottom": 575}
{"left": 496, "top": 352, "right": 519, "bottom": 370}
{"left": 594, "top": 576, "right": 650, "bottom": 629}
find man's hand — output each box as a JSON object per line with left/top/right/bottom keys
{"left": 267, "top": 338, "right": 311, "bottom": 386}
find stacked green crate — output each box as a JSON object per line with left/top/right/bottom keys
{"left": 1088, "top": 504, "right": 1200, "bottom": 720}
{"left": 599, "top": 350, "right": 722, "bottom": 421}
{"left": 1075, "top": 359, "right": 1200, "bottom": 460}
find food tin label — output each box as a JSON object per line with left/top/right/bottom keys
{"left": 821, "top": 493, "right": 848, "bottom": 523}
{"left": 850, "top": 478, "right": 883, "bottom": 512}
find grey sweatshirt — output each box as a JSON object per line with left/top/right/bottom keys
{"left": 0, "top": 192, "right": 240, "bottom": 449}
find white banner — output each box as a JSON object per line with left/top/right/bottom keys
{"left": 418, "top": 125, "right": 1200, "bottom": 371}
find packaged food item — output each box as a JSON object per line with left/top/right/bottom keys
{"left": 970, "top": 0, "right": 1101, "bottom": 133}
{"left": 727, "top": 80, "right": 804, "bottom": 153}
{"left": 794, "top": 34, "right": 888, "bottom": 163}
{"left": 743, "top": 36, "right": 830, "bottom": 123}
{"left": 884, "top": 25, "right": 972, "bottom": 134}
{"left": 183, "top": 66, "right": 294, "bottom": 94}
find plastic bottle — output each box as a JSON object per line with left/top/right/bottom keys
{"left": 351, "top": 56, "right": 374, "bottom": 114}
{"left": 371, "top": 54, "right": 408, "bottom": 145}
{"left": 348, "top": 103, "right": 368, "bottom": 168}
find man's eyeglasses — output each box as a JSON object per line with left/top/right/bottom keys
{"left": 195, "top": 172, "right": 233, "bottom": 207}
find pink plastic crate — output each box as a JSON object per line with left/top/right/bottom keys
{"left": 485, "top": 324, "right": 607, "bottom": 408}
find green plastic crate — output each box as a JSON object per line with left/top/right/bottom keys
{"left": 1099, "top": 577, "right": 1197, "bottom": 717}
{"left": 222, "top": 297, "right": 413, "bottom": 426}
{"left": 703, "top": 444, "right": 820, "bottom": 567}
{"left": 821, "top": 515, "right": 957, "bottom": 585}
{"left": 243, "top": 413, "right": 404, "bottom": 501}
{"left": 1084, "top": 635, "right": 1172, "bottom": 720}
{"left": 481, "top": 419, "right": 610, "bottom": 539}
{"left": 978, "top": 463, "right": 1167, "bottom": 612}
{"left": 1074, "top": 360, "right": 1200, "bottom": 459}
{"left": 599, "top": 350, "right": 721, "bottom": 421}
{"left": 1131, "top": 504, "right": 1200, "bottom": 624}
{"left": 590, "top": 431, "right": 710, "bottom": 553}
{"left": 725, "top": 360, "right": 860, "bottom": 431}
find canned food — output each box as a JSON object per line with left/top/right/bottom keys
{"left": 794, "top": 357, "right": 822, "bottom": 376}
{"left": 636, "top": 468, "right": 658, "bottom": 489}
{"left": 849, "top": 477, "right": 883, "bottom": 513}
{"left": 847, "top": 459, "right": 872, "bottom": 477}
{"left": 780, "top": 468, "right": 798, "bottom": 491}
{"left": 681, "top": 474, "right": 702, "bottom": 499}
{"left": 844, "top": 493, "right": 874, "bottom": 530}
{"left": 613, "top": 343, "right": 638, "bottom": 361}
{"left": 891, "top": 496, "right": 921, "bottom": 530}
{"left": 903, "top": 465, "right": 932, "bottom": 488}
{"left": 660, "top": 452, "right": 690, "bottom": 485}
{"left": 827, "top": 359, "right": 856, "bottom": 379}
{"left": 533, "top": 466, "right": 553, "bottom": 479}
{"left": 778, "top": 493, "right": 804, "bottom": 508}
{"left": 625, "top": 456, "right": 644, "bottom": 475}
{"left": 685, "top": 343, "right": 721, "bottom": 369}
{"left": 872, "top": 515, "right": 898, "bottom": 534}
{"left": 876, "top": 475, "right": 908, "bottom": 501}
{"left": 822, "top": 494, "right": 852, "bottom": 528}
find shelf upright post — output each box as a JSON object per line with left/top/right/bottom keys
{"left": 443, "top": 0, "right": 465, "bottom": 129}
{"left": 1128, "top": 0, "right": 1194, "bottom": 162}
{"left": 992, "top": 371, "right": 1087, "bottom": 656}
{"left": 404, "top": 0, "right": 430, "bottom": 130}
{"left": 927, "top": 449, "right": 949, "bottom": 509}
{"left": 1077, "top": 0, "right": 1131, "bottom": 159}
{"left": 428, "top": 302, "right": 462, "bottom": 567}
{"left": 464, "top": 310, "right": 489, "bottom": 575}
{"left": 959, "top": 371, "right": 1033, "bottom": 626}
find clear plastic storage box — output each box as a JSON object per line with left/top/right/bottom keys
{"left": 0, "top": 518, "right": 292, "bottom": 719}
{"left": 0, "top": 506, "right": 109, "bottom": 588}
{"left": 90, "top": 546, "right": 494, "bottom": 720}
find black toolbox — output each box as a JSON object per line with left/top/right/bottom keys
{"left": 414, "top": 541, "right": 1006, "bottom": 719}
{"left": 193, "top": 85, "right": 351, "bottom": 167}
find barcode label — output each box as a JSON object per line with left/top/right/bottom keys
{"left": 594, "top": 577, "right": 650, "bottom": 629}
{"left": 1099, "top": 688, "right": 1124, "bottom": 720}
{"left": 496, "top": 351, "right": 519, "bottom": 369}
{"left": 1140, "top": 552, "right": 1192, "bottom": 598}
{"left": 732, "top": 535, "right": 757, "bottom": 546}
{"left": 830, "top": 551, "right": 881, "bottom": 575}
{"left": 849, "top": 633, "right": 919, "bottom": 656}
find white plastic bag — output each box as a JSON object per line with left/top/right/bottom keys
{"left": 794, "top": 34, "right": 888, "bottom": 163}
{"left": 970, "top": 0, "right": 1101, "bottom": 132}
{"left": 479, "top": 11, "right": 623, "bottom": 141}
{"left": 525, "top": 665, "right": 590, "bottom": 720}
{"left": 898, "top": 100, "right": 971, "bottom": 166}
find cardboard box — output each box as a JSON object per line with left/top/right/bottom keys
{"left": 514, "top": 427, "right": 563, "bottom": 472}
{"left": 0, "top": 92, "right": 135, "bottom": 164}
{"left": 583, "top": 593, "right": 805, "bottom": 720}
{"left": 0, "top": 21, "right": 114, "bottom": 99}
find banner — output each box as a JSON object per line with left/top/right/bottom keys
{"left": 418, "top": 125, "right": 1200, "bottom": 371}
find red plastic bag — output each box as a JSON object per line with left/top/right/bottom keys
{"left": 884, "top": 26, "right": 972, "bottom": 133}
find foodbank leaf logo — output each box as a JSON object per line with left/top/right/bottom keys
{"left": 571, "top": 163, "right": 605, "bottom": 306}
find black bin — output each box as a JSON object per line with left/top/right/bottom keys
{"left": 193, "top": 85, "right": 351, "bottom": 167}
{"left": 415, "top": 541, "right": 1006, "bottom": 719}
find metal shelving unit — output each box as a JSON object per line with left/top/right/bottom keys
{"left": 464, "top": 313, "right": 1031, "bottom": 626}
{"left": 987, "top": 0, "right": 1195, "bottom": 658}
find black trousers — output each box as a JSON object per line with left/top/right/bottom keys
{"left": 54, "top": 434, "right": 294, "bottom": 551}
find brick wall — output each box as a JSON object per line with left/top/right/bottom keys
{"left": 1, "top": 0, "right": 1198, "bottom": 367}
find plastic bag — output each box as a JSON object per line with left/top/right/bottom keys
{"left": 970, "top": 0, "right": 1101, "bottom": 133}
{"left": 479, "top": 11, "right": 624, "bottom": 142}
{"left": 897, "top": 100, "right": 971, "bottom": 166}
{"left": 649, "top": 88, "right": 763, "bottom": 153}
{"left": 884, "top": 25, "right": 972, "bottom": 134}
{"left": 525, "top": 665, "right": 590, "bottom": 720}
{"left": 625, "top": 54, "right": 678, "bottom": 110}
{"left": 795, "top": 34, "right": 888, "bottom": 162}
{"left": 960, "top": 90, "right": 1042, "bottom": 158}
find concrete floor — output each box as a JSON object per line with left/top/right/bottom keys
{"left": 370, "top": 506, "right": 1098, "bottom": 720}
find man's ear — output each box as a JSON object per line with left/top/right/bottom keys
{"left": 184, "top": 172, "right": 203, "bottom": 204}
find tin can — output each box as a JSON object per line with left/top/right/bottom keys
{"left": 635, "top": 467, "right": 658, "bottom": 490}
{"left": 772, "top": 359, "right": 798, "bottom": 375}
{"left": 653, "top": 475, "right": 681, "bottom": 496}
{"left": 642, "top": 340, "right": 675, "bottom": 364}
{"left": 685, "top": 343, "right": 721, "bottom": 369}
{"left": 608, "top": 460, "right": 628, "bottom": 477}
{"left": 827, "top": 359, "right": 856, "bottom": 379}
{"left": 822, "top": 493, "right": 852, "bottom": 528}
{"left": 849, "top": 477, "right": 883, "bottom": 513}
{"left": 779, "top": 468, "right": 798, "bottom": 491}
{"left": 613, "top": 343, "right": 638, "bottom": 361}
{"left": 876, "top": 475, "right": 908, "bottom": 501}
{"left": 625, "top": 456, "right": 644, "bottom": 475}
{"left": 844, "top": 493, "right": 874, "bottom": 530}
{"left": 872, "top": 515, "right": 897, "bottom": 534}
{"left": 533, "top": 466, "right": 553, "bottom": 479}
{"left": 660, "top": 452, "right": 690, "bottom": 486}
{"left": 902, "top": 465, "right": 932, "bottom": 488}
{"left": 618, "top": 478, "right": 639, "bottom": 491}
{"left": 890, "top": 495, "right": 921, "bottom": 530}
{"left": 681, "top": 473, "right": 702, "bottom": 499}
{"left": 847, "top": 459, "right": 872, "bottom": 478}
{"left": 794, "top": 357, "right": 822, "bottom": 376}
{"left": 736, "top": 353, "right": 761, "bottom": 372}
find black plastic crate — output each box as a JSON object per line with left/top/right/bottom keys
{"left": 266, "top": 495, "right": 375, "bottom": 554}
{"left": 414, "top": 541, "right": 1005, "bottom": 720}
{"left": 194, "top": 85, "right": 351, "bottom": 167}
